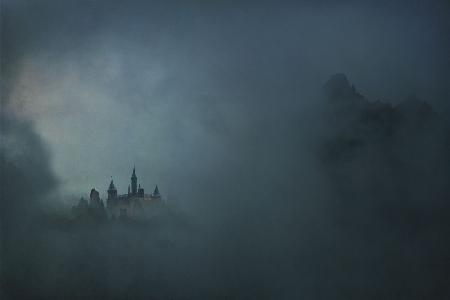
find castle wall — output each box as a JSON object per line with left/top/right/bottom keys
{"left": 106, "top": 195, "right": 163, "bottom": 219}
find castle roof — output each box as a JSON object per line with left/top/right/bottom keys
{"left": 152, "top": 185, "right": 160, "bottom": 197}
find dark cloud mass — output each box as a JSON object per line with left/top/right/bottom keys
{"left": 1, "top": 0, "right": 450, "bottom": 299}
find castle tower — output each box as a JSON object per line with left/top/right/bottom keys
{"left": 107, "top": 179, "right": 117, "bottom": 200}
{"left": 89, "top": 188, "right": 101, "bottom": 207}
{"left": 131, "top": 166, "right": 137, "bottom": 195}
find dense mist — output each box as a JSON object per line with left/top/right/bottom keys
{"left": 2, "top": 0, "right": 450, "bottom": 299}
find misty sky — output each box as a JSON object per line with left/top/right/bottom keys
{"left": 3, "top": 0, "right": 450, "bottom": 200}
{"left": 3, "top": 1, "right": 450, "bottom": 299}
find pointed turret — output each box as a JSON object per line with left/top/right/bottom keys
{"left": 152, "top": 185, "right": 161, "bottom": 198}
{"left": 108, "top": 179, "right": 116, "bottom": 190}
{"left": 107, "top": 178, "right": 117, "bottom": 199}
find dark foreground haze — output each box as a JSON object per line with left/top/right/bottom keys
{"left": 2, "top": 1, "right": 450, "bottom": 299}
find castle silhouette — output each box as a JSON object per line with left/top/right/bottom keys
{"left": 72, "top": 167, "right": 162, "bottom": 220}
{"left": 106, "top": 166, "right": 162, "bottom": 218}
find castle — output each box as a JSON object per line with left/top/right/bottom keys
{"left": 106, "top": 166, "right": 162, "bottom": 218}
{"left": 72, "top": 167, "right": 163, "bottom": 220}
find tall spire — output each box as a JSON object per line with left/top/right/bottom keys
{"left": 131, "top": 165, "right": 137, "bottom": 195}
